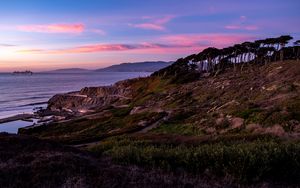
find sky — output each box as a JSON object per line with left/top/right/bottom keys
{"left": 0, "top": 0, "right": 299, "bottom": 71}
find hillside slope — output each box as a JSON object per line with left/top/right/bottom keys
{"left": 22, "top": 60, "right": 300, "bottom": 141}
{"left": 19, "top": 60, "right": 300, "bottom": 186}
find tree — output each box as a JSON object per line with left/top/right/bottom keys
{"left": 294, "top": 40, "right": 300, "bottom": 61}
{"left": 278, "top": 35, "right": 293, "bottom": 61}
{"left": 200, "top": 47, "right": 220, "bottom": 72}
{"left": 256, "top": 47, "right": 275, "bottom": 65}
{"left": 240, "top": 42, "right": 254, "bottom": 70}
{"left": 153, "top": 35, "right": 296, "bottom": 81}
{"left": 194, "top": 52, "right": 204, "bottom": 72}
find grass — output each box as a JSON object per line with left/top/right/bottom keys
{"left": 150, "top": 110, "right": 203, "bottom": 136}
{"left": 151, "top": 123, "right": 203, "bottom": 136}
{"left": 234, "top": 107, "right": 262, "bottom": 120}
{"left": 110, "top": 106, "right": 132, "bottom": 117}
{"left": 286, "top": 100, "right": 300, "bottom": 121}
{"left": 233, "top": 105, "right": 297, "bottom": 127}
{"left": 89, "top": 136, "right": 300, "bottom": 184}
{"left": 19, "top": 108, "right": 166, "bottom": 144}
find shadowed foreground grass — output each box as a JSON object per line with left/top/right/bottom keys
{"left": 88, "top": 135, "right": 300, "bottom": 185}
{"left": 1, "top": 133, "right": 268, "bottom": 188}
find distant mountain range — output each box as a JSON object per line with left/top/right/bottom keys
{"left": 44, "top": 68, "right": 90, "bottom": 73}
{"left": 95, "top": 61, "right": 173, "bottom": 72}
{"left": 45, "top": 61, "right": 173, "bottom": 73}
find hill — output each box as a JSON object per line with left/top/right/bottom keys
{"left": 14, "top": 35, "right": 300, "bottom": 186}
{"left": 95, "top": 61, "right": 173, "bottom": 72}
{"left": 20, "top": 59, "right": 300, "bottom": 186}
{"left": 43, "top": 61, "right": 173, "bottom": 73}
{"left": 44, "top": 68, "right": 91, "bottom": 73}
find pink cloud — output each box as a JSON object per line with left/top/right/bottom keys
{"left": 130, "top": 15, "right": 174, "bottom": 31}
{"left": 17, "top": 23, "right": 85, "bottom": 33}
{"left": 244, "top": 25, "right": 259, "bottom": 31}
{"left": 225, "top": 25, "right": 258, "bottom": 31}
{"left": 18, "top": 43, "right": 172, "bottom": 54}
{"left": 155, "top": 16, "right": 174, "bottom": 25}
{"left": 240, "top": 16, "right": 247, "bottom": 21}
{"left": 18, "top": 33, "right": 255, "bottom": 55}
{"left": 161, "top": 34, "right": 255, "bottom": 48}
{"left": 132, "top": 23, "right": 165, "bottom": 31}
{"left": 18, "top": 49, "right": 45, "bottom": 53}
{"left": 225, "top": 16, "right": 259, "bottom": 31}
{"left": 58, "top": 44, "right": 134, "bottom": 53}
{"left": 225, "top": 25, "right": 241, "bottom": 30}
{"left": 90, "top": 29, "right": 106, "bottom": 35}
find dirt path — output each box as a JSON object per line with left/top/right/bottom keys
{"left": 137, "top": 115, "right": 170, "bottom": 133}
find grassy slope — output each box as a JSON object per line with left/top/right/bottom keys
{"left": 149, "top": 60, "right": 300, "bottom": 136}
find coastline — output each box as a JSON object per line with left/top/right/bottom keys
{"left": 0, "top": 114, "right": 36, "bottom": 124}
{"left": 0, "top": 71, "right": 151, "bottom": 117}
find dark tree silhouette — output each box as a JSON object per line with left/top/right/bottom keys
{"left": 278, "top": 35, "right": 293, "bottom": 61}
{"left": 294, "top": 40, "right": 300, "bottom": 61}
{"left": 153, "top": 35, "right": 299, "bottom": 82}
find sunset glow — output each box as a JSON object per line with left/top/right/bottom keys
{"left": 0, "top": 0, "right": 299, "bottom": 71}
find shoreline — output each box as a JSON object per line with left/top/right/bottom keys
{"left": 0, "top": 114, "right": 36, "bottom": 124}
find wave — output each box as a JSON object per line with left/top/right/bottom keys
{"left": 0, "top": 96, "right": 48, "bottom": 103}
{"left": 17, "top": 101, "right": 48, "bottom": 107}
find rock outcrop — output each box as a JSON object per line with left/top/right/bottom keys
{"left": 47, "top": 79, "right": 134, "bottom": 113}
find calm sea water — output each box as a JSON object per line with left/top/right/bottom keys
{"left": 0, "top": 72, "right": 150, "bottom": 119}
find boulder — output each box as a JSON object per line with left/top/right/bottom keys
{"left": 229, "top": 117, "right": 244, "bottom": 129}
{"left": 264, "top": 125, "right": 285, "bottom": 136}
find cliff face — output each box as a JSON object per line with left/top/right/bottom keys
{"left": 47, "top": 79, "right": 134, "bottom": 113}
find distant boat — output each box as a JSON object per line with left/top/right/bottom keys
{"left": 12, "top": 70, "right": 33, "bottom": 75}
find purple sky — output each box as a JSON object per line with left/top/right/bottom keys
{"left": 0, "top": 0, "right": 299, "bottom": 71}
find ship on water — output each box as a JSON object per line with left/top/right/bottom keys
{"left": 12, "top": 70, "right": 33, "bottom": 75}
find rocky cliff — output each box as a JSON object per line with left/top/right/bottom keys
{"left": 47, "top": 79, "right": 135, "bottom": 113}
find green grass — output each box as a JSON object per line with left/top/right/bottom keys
{"left": 234, "top": 108, "right": 262, "bottom": 120}
{"left": 89, "top": 136, "right": 300, "bottom": 184}
{"left": 286, "top": 100, "right": 300, "bottom": 121}
{"left": 233, "top": 106, "right": 295, "bottom": 127}
{"left": 111, "top": 106, "right": 132, "bottom": 117}
{"left": 151, "top": 123, "right": 203, "bottom": 136}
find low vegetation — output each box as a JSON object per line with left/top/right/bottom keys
{"left": 88, "top": 135, "right": 300, "bottom": 185}
{"left": 3, "top": 133, "right": 239, "bottom": 187}
{"left": 20, "top": 109, "right": 166, "bottom": 144}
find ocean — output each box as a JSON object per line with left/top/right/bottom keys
{"left": 0, "top": 72, "right": 150, "bottom": 119}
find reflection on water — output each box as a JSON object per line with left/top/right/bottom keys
{"left": 0, "top": 120, "right": 34, "bottom": 134}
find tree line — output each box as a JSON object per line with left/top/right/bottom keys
{"left": 153, "top": 35, "right": 300, "bottom": 82}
